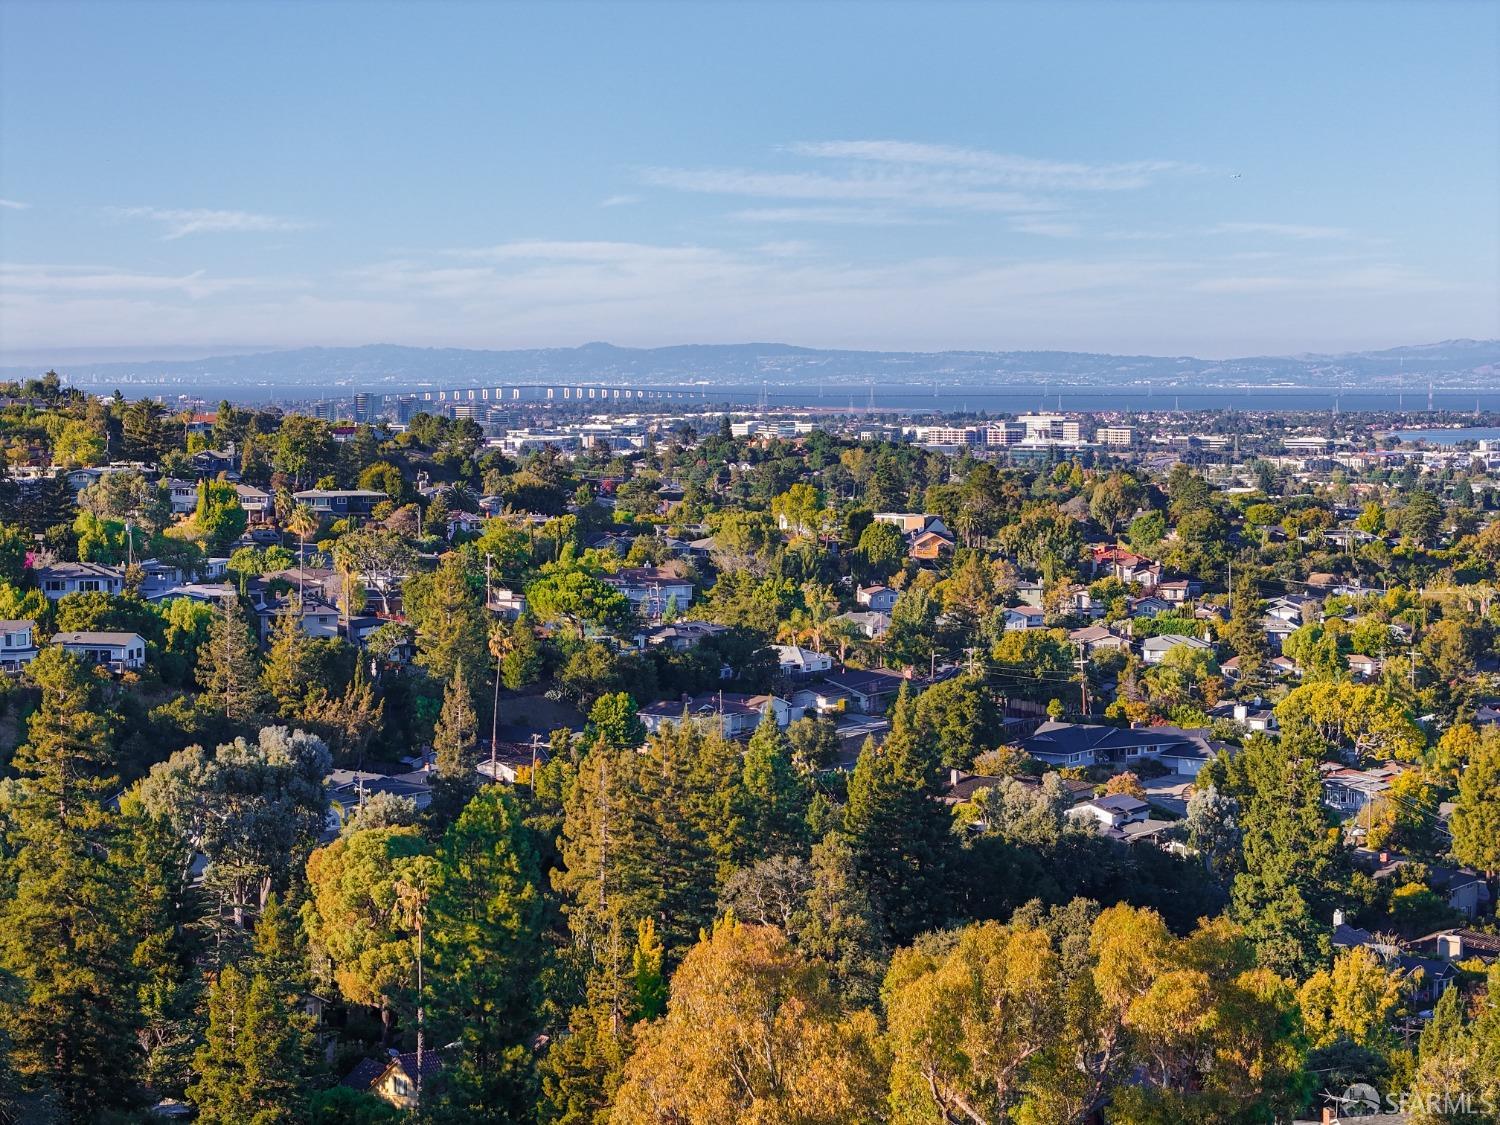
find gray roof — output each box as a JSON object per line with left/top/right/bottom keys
{"left": 52, "top": 631, "right": 144, "bottom": 646}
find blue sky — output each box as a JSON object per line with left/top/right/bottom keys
{"left": 1, "top": 0, "right": 1496, "bottom": 359}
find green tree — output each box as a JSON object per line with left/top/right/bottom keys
{"left": 0, "top": 648, "right": 140, "bottom": 1122}
{"left": 407, "top": 553, "right": 489, "bottom": 684}
{"left": 428, "top": 786, "right": 545, "bottom": 1121}
{"left": 198, "top": 594, "right": 268, "bottom": 725}
{"left": 188, "top": 964, "right": 306, "bottom": 1124}
{"left": 842, "top": 684, "right": 954, "bottom": 943}
{"left": 739, "top": 709, "right": 811, "bottom": 860}
{"left": 1451, "top": 733, "right": 1500, "bottom": 875}
{"left": 261, "top": 597, "right": 316, "bottom": 718}
{"left": 191, "top": 478, "right": 248, "bottom": 551}
{"left": 1222, "top": 735, "right": 1339, "bottom": 979}
{"left": 429, "top": 663, "right": 480, "bottom": 826}
{"left": 303, "top": 826, "right": 429, "bottom": 1043}
{"left": 584, "top": 691, "right": 646, "bottom": 751}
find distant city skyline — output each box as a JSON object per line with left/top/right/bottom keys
{"left": 1, "top": 0, "right": 1497, "bottom": 360}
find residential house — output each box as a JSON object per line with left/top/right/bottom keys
{"left": 1068, "top": 794, "right": 1149, "bottom": 829}
{"left": 188, "top": 449, "right": 237, "bottom": 478}
{"left": 1001, "top": 605, "right": 1047, "bottom": 632}
{"left": 1155, "top": 579, "right": 1201, "bottom": 604}
{"left": 142, "top": 582, "right": 236, "bottom": 605}
{"left": 1013, "top": 580, "right": 1045, "bottom": 608}
{"left": 1208, "top": 700, "right": 1277, "bottom": 733}
{"left": 1127, "top": 595, "right": 1172, "bottom": 618}
{"left": 910, "top": 527, "right": 955, "bottom": 561}
{"left": 874, "top": 512, "right": 946, "bottom": 535}
{"left": 1347, "top": 653, "right": 1382, "bottom": 680}
{"left": 834, "top": 609, "right": 891, "bottom": 639}
{"left": 639, "top": 693, "right": 792, "bottom": 738}
{"left": 50, "top": 630, "right": 146, "bottom": 671}
{"left": 34, "top": 561, "right": 125, "bottom": 600}
{"left": 341, "top": 1050, "right": 445, "bottom": 1111}
{"left": 1140, "top": 633, "right": 1213, "bottom": 665}
{"left": 773, "top": 644, "right": 833, "bottom": 679}
{"left": 164, "top": 478, "right": 199, "bottom": 516}
{"left": 292, "top": 488, "right": 388, "bottom": 520}
{"left": 638, "top": 620, "right": 729, "bottom": 652}
{"left": 1020, "top": 721, "right": 1220, "bottom": 776}
{"left": 601, "top": 566, "right": 694, "bottom": 617}
{"left": 0, "top": 620, "right": 38, "bottom": 669}
{"left": 814, "top": 668, "right": 909, "bottom": 714}
{"left": 255, "top": 593, "right": 342, "bottom": 642}
{"left": 234, "top": 483, "right": 272, "bottom": 520}
{"left": 1067, "top": 625, "right": 1129, "bottom": 656}
{"left": 1265, "top": 594, "right": 1316, "bottom": 625}
{"left": 1320, "top": 762, "right": 1407, "bottom": 816}
{"left": 486, "top": 587, "right": 527, "bottom": 620}
{"left": 856, "top": 584, "right": 898, "bottom": 611}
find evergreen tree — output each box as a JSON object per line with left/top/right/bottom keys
{"left": 1451, "top": 733, "right": 1500, "bottom": 876}
{"left": 842, "top": 683, "right": 954, "bottom": 943}
{"left": 261, "top": 597, "right": 315, "bottom": 718}
{"left": 631, "top": 918, "right": 667, "bottom": 1022}
{"left": 120, "top": 791, "right": 202, "bottom": 1098}
{"left": 188, "top": 964, "right": 306, "bottom": 1124}
{"left": 429, "top": 663, "right": 480, "bottom": 827}
{"left": 1225, "top": 734, "right": 1338, "bottom": 979}
{"left": 428, "top": 786, "right": 545, "bottom": 1122}
{"left": 410, "top": 552, "right": 489, "bottom": 686}
{"left": 499, "top": 615, "right": 543, "bottom": 690}
{"left": 198, "top": 593, "right": 267, "bottom": 725}
{"left": 739, "top": 708, "right": 811, "bottom": 862}
{"left": 0, "top": 648, "right": 141, "bottom": 1121}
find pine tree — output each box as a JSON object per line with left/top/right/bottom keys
{"left": 429, "top": 663, "right": 480, "bottom": 826}
{"left": 188, "top": 964, "right": 306, "bottom": 1124}
{"left": 631, "top": 918, "right": 666, "bottom": 1022}
{"left": 0, "top": 649, "right": 141, "bottom": 1121}
{"left": 120, "top": 791, "right": 202, "bottom": 1098}
{"left": 428, "top": 786, "right": 545, "bottom": 1122}
{"left": 412, "top": 552, "right": 489, "bottom": 685}
{"left": 740, "top": 709, "right": 811, "bottom": 863}
{"left": 842, "top": 683, "right": 955, "bottom": 944}
{"left": 261, "top": 596, "right": 314, "bottom": 718}
{"left": 1226, "top": 734, "right": 1338, "bottom": 979}
{"left": 198, "top": 593, "right": 267, "bottom": 724}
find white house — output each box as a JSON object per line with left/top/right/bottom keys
{"left": 1001, "top": 605, "right": 1047, "bottom": 631}
{"left": 1068, "top": 794, "right": 1150, "bottom": 829}
{"left": 34, "top": 562, "right": 125, "bottom": 601}
{"left": 601, "top": 567, "right": 694, "bottom": 618}
{"left": 639, "top": 693, "right": 793, "bottom": 738}
{"left": 1140, "top": 633, "right": 1214, "bottom": 665}
{"left": 51, "top": 630, "right": 146, "bottom": 670}
{"left": 856, "top": 585, "right": 898, "bottom": 612}
{"left": 773, "top": 644, "right": 833, "bottom": 679}
{"left": 0, "top": 620, "right": 38, "bottom": 669}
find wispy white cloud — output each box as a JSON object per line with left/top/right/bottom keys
{"left": 0, "top": 262, "right": 261, "bottom": 298}
{"left": 731, "top": 206, "right": 937, "bottom": 226}
{"left": 1193, "top": 266, "right": 1438, "bottom": 295}
{"left": 1208, "top": 221, "right": 1355, "bottom": 240}
{"left": 109, "top": 206, "right": 311, "bottom": 239}
{"left": 600, "top": 194, "right": 642, "bottom": 207}
{"left": 786, "top": 140, "right": 1197, "bottom": 191}
{"left": 0, "top": 199, "right": 29, "bottom": 211}
{"left": 1009, "top": 218, "right": 1083, "bottom": 238}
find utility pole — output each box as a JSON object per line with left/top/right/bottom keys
{"left": 1075, "top": 642, "right": 1089, "bottom": 717}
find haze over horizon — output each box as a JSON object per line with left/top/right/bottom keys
{"left": 2, "top": 0, "right": 1498, "bottom": 359}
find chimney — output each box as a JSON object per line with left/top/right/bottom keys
{"left": 949, "top": 768, "right": 963, "bottom": 787}
{"left": 1332, "top": 908, "right": 1345, "bottom": 928}
{"left": 1322, "top": 1108, "right": 1333, "bottom": 1125}
{"left": 1439, "top": 933, "right": 1464, "bottom": 960}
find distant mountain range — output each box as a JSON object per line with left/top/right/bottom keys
{"left": 7, "top": 339, "right": 1499, "bottom": 392}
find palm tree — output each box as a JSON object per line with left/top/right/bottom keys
{"left": 287, "top": 503, "right": 319, "bottom": 573}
